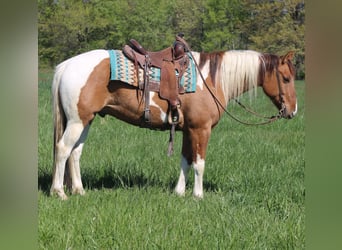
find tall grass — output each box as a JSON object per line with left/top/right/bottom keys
{"left": 38, "top": 70, "right": 305, "bottom": 249}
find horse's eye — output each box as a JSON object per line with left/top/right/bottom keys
{"left": 283, "top": 76, "right": 290, "bottom": 83}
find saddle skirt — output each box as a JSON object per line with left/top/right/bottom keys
{"left": 108, "top": 50, "right": 197, "bottom": 93}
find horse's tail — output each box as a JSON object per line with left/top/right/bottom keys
{"left": 52, "top": 61, "right": 67, "bottom": 160}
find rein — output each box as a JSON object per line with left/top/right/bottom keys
{"left": 232, "top": 98, "right": 285, "bottom": 125}
{"left": 177, "top": 36, "right": 285, "bottom": 126}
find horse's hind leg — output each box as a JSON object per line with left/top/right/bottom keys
{"left": 67, "top": 124, "right": 91, "bottom": 195}
{"left": 50, "top": 122, "right": 85, "bottom": 200}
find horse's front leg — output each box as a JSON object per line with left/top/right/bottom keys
{"left": 193, "top": 153, "right": 205, "bottom": 198}
{"left": 175, "top": 127, "right": 211, "bottom": 198}
{"left": 174, "top": 155, "right": 191, "bottom": 196}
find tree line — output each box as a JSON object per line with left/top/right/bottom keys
{"left": 38, "top": 0, "right": 305, "bottom": 79}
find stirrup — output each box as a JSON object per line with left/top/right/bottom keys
{"left": 167, "top": 105, "right": 183, "bottom": 126}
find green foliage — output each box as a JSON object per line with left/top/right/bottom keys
{"left": 38, "top": 0, "right": 113, "bottom": 66}
{"left": 167, "top": 0, "right": 205, "bottom": 51}
{"left": 38, "top": 0, "right": 305, "bottom": 79}
{"left": 38, "top": 71, "right": 305, "bottom": 249}
{"left": 201, "top": 0, "right": 243, "bottom": 51}
{"left": 240, "top": 0, "right": 305, "bottom": 79}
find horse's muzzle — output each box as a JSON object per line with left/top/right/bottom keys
{"left": 283, "top": 102, "right": 298, "bottom": 119}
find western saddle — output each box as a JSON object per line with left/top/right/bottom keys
{"left": 122, "top": 34, "right": 190, "bottom": 127}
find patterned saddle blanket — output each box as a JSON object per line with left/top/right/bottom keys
{"left": 108, "top": 50, "right": 197, "bottom": 93}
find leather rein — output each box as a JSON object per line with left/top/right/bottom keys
{"left": 177, "top": 36, "right": 286, "bottom": 126}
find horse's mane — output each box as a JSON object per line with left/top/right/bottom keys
{"left": 258, "top": 53, "right": 296, "bottom": 83}
{"left": 260, "top": 54, "right": 279, "bottom": 73}
{"left": 218, "top": 50, "right": 261, "bottom": 102}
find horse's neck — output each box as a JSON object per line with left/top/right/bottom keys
{"left": 191, "top": 50, "right": 259, "bottom": 104}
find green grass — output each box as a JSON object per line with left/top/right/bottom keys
{"left": 38, "top": 70, "right": 305, "bottom": 249}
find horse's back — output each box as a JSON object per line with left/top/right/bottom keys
{"left": 56, "top": 50, "right": 109, "bottom": 88}
{"left": 57, "top": 49, "right": 108, "bottom": 71}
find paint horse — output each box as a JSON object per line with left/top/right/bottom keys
{"left": 50, "top": 46, "right": 297, "bottom": 200}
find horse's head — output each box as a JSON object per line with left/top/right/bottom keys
{"left": 261, "top": 51, "right": 297, "bottom": 119}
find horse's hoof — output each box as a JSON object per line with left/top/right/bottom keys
{"left": 192, "top": 192, "right": 203, "bottom": 199}
{"left": 50, "top": 188, "right": 68, "bottom": 200}
{"left": 174, "top": 186, "right": 186, "bottom": 196}
{"left": 175, "top": 191, "right": 186, "bottom": 197}
{"left": 72, "top": 187, "right": 86, "bottom": 196}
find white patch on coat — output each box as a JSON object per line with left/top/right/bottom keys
{"left": 193, "top": 154, "right": 205, "bottom": 198}
{"left": 293, "top": 101, "right": 298, "bottom": 116}
{"left": 149, "top": 92, "right": 167, "bottom": 122}
{"left": 175, "top": 155, "right": 191, "bottom": 196}
{"left": 58, "top": 50, "right": 109, "bottom": 122}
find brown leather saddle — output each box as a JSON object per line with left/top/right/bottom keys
{"left": 122, "top": 34, "right": 189, "bottom": 125}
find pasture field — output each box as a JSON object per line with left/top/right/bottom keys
{"left": 38, "top": 70, "right": 305, "bottom": 249}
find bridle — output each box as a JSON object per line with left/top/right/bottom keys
{"left": 177, "top": 35, "right": 286, "bottom": 126}
{"left": 210, "top": 68, "right": 286, "bottom": 126}
{"left": 274, "top": 68, "right": 287, "bottom": 117}
{"left": 231, "top": 68, "right": 287, "bottom": 125}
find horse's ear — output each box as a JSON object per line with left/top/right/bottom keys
{"left": 281, "top": 51, "right": 295, "bottom": 64}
